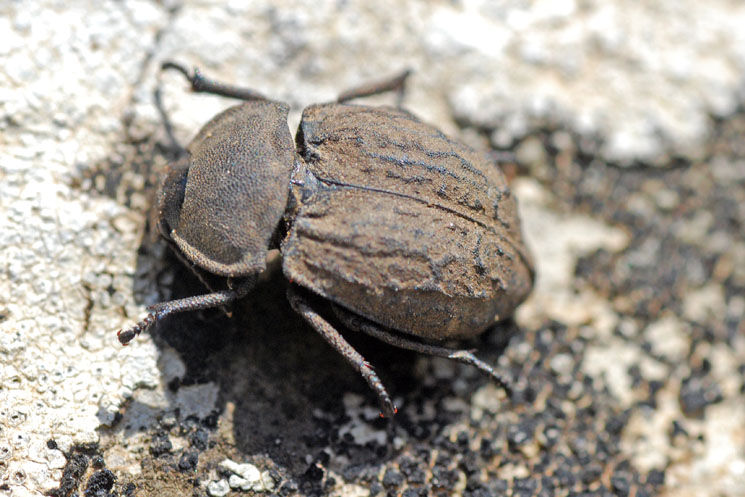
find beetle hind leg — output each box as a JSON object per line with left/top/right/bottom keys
{"left": 286, "top": 287, "right": 397, "bottom": 418}
{"left": 332, "top": 305, "right": 513, "bottom": 399}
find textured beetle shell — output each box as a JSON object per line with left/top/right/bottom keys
{"left": 161, "top": 101, "right": 295, "bottom": 277}
{"left": 282, "top": 104, "right": 534, "bottom": 340}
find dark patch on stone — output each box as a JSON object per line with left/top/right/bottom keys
{"left": 178, "top": 451, "right": 199, "bottom": 472}
{"left": 84, "top": 469, "right": 116, "bottom": 497}
{"left": 148, "top": 431, "right": 173, "bottom": 457}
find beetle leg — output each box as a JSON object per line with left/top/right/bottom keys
{"left": 168, "top": 245, "right": 234, "bottom": 318}
{"left": 161, "top": 61, "right": 269, "bottom": 102}
{"left": 117, "top": 277, "right": 255, "bottom": 345}
{"left": 153, "top": 83, "right": 186, "bottom": 160}
{"left": 336, "top": 69, "right": 412, "bottom": 108}
{"left": 286, "top": 287, "right": 397, "bottom": 418}
{"left": 332, "top": 305, "right": 513, "bottom": 399}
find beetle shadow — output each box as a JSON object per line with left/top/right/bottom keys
{"left": 125, "top": 234, "right": 427, "bottom": 473}
{"left": 112, "top": 218, "right": 522, "bottom": 481}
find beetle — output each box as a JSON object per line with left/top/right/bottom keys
{"left": 118, "top": 62, "right": 535, "bottom": 417}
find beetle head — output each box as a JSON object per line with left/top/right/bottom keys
{"left": 157, "top": 101, "right": 295, "bottom": 278}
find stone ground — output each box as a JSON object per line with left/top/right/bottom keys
{"left": 1, "top": 1, "right": 744, "bottom": 496}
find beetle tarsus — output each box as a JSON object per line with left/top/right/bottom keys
{"left": 117, "top": 312, "right": 156, "bottom": 345}
{"left": 447, "top": 350, "right": 513, "bottom": 398}
{"left": 379, "top": 405, "right": 398, "bottom": 419}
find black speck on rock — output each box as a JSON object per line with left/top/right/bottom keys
{"left": 595, "top": 485, "right": 615, "bottom": 497}
{"left": 459, "top": 450, "right": 480, "bottom": 475}
{"left": 539, "top": 423, "right": 562, "bottom": 449}
{"left": 49, "top": 452, "right": 88, "bottom": 497}
{"left": 315, "top": 450, "right": 330, "bottom": 466}
{"left": 398, "top": 456, "right": 420, "bottom": 479}
{"left": 486, "top": 479, "right": 509, "bottom": 494}
{"left": 178, "top": 451, "right": 199, "bottom": 472}
{"left": 541, "top": 475, "right": 557, "bottom": 493}
{"left": 431, "top": 465, "right": 459, "bottom": 489}
{"left": 341, "top": 464, "right": 364, "bottom": 481}
{"left": 464, "top": 487, "right": 491, "bottom": 497}
{"left": 167, "top": 376, "right": 181, "bottom": 392}
{"left": 456, "top": 430, "right": 470, "bottom": 447}
{"left": 189, "top": 428, "right": 209, "bottom": 451}
{"left": 202, "top": 411, "right": 220, "bottom": 429}
{"left": 646, "top": 468, "right": 665, "bottom": 486}
{"left": 466, "top": 473, "right": 486, "bottom": 491}
{"left": 367, "top": 481, "right": 383, "bottom": 496}
{"left": 407, "top": 466, "right": 427, "bottom": 485}
{"left": 478, "top": 438, "right": 496, "bottom": 458}
{"left": 610, "top": 474, "right": 630, "bottom": 497}
{"left": 278, "top": 480, "right": 299, "bottom": 496}
{"left": 149, "top": 431, "right": 172, "bottom": 457}
{"left": 123, "top": 482, "right": 136, "bottom": 497}
{"left": 84, "top": 469, "right": 115, "bottom": 497}
{"left": 554, "top": 466, "right": 577, "bottom": 488}
{"left": 513, "top": 477, "right": 538, "bottom": 496}
{"left": 580, "top": 463, "right": 602, "bottom": 484}
{"left": 670, "top": 419, "right": 689, "bottom": 440}
{"left": 303, "top": 462, "right": 324, "bottom": 482}
{"left": 507, "top": 419, "right": 536, "bottom": 449}
{"left": 680, "top": 375, "right": 723, "bottom": 416}
{"left": 382, "top": 468, "right": 404, "bottom": 489}
{"left": 604, "top": 412, "right": 629, "bottom": 436}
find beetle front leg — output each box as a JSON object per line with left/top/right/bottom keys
{"left": 162, "top": 61, "right": 270, "bottom": 102}
{"left": 332, "top": 305, "right": 513, "bottom": 399}
{"left": 286, "top": 287, "right": 397, "bottom": 418}
{"left": 117, "top": 277, "right": 256, "bottom": 345}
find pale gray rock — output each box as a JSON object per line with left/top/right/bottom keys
{"left": 1, "top": 1, "right": 744, "bottom": 496}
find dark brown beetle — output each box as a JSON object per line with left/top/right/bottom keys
{"left": 119, "top": 63, "right": 535, "bottom": 417}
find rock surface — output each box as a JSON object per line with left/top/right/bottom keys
{"left": 1, "top": 1, "right": 744, "bottom": 496}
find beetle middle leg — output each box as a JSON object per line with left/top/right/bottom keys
{"left": 332, "top": 305, "right": 513, "bottom": 398}
{"left": 117, "top": 277, "right": 256, "bottom": 345}
{"left": 286, "top": 286, "right": 397, "bottom": 418}
{"left": 336, "top": 69, "right": 412, "bottom": 108}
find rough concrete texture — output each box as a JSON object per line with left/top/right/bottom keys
{"left": 1, "top": 1, "right": 744, "bottom": 496}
